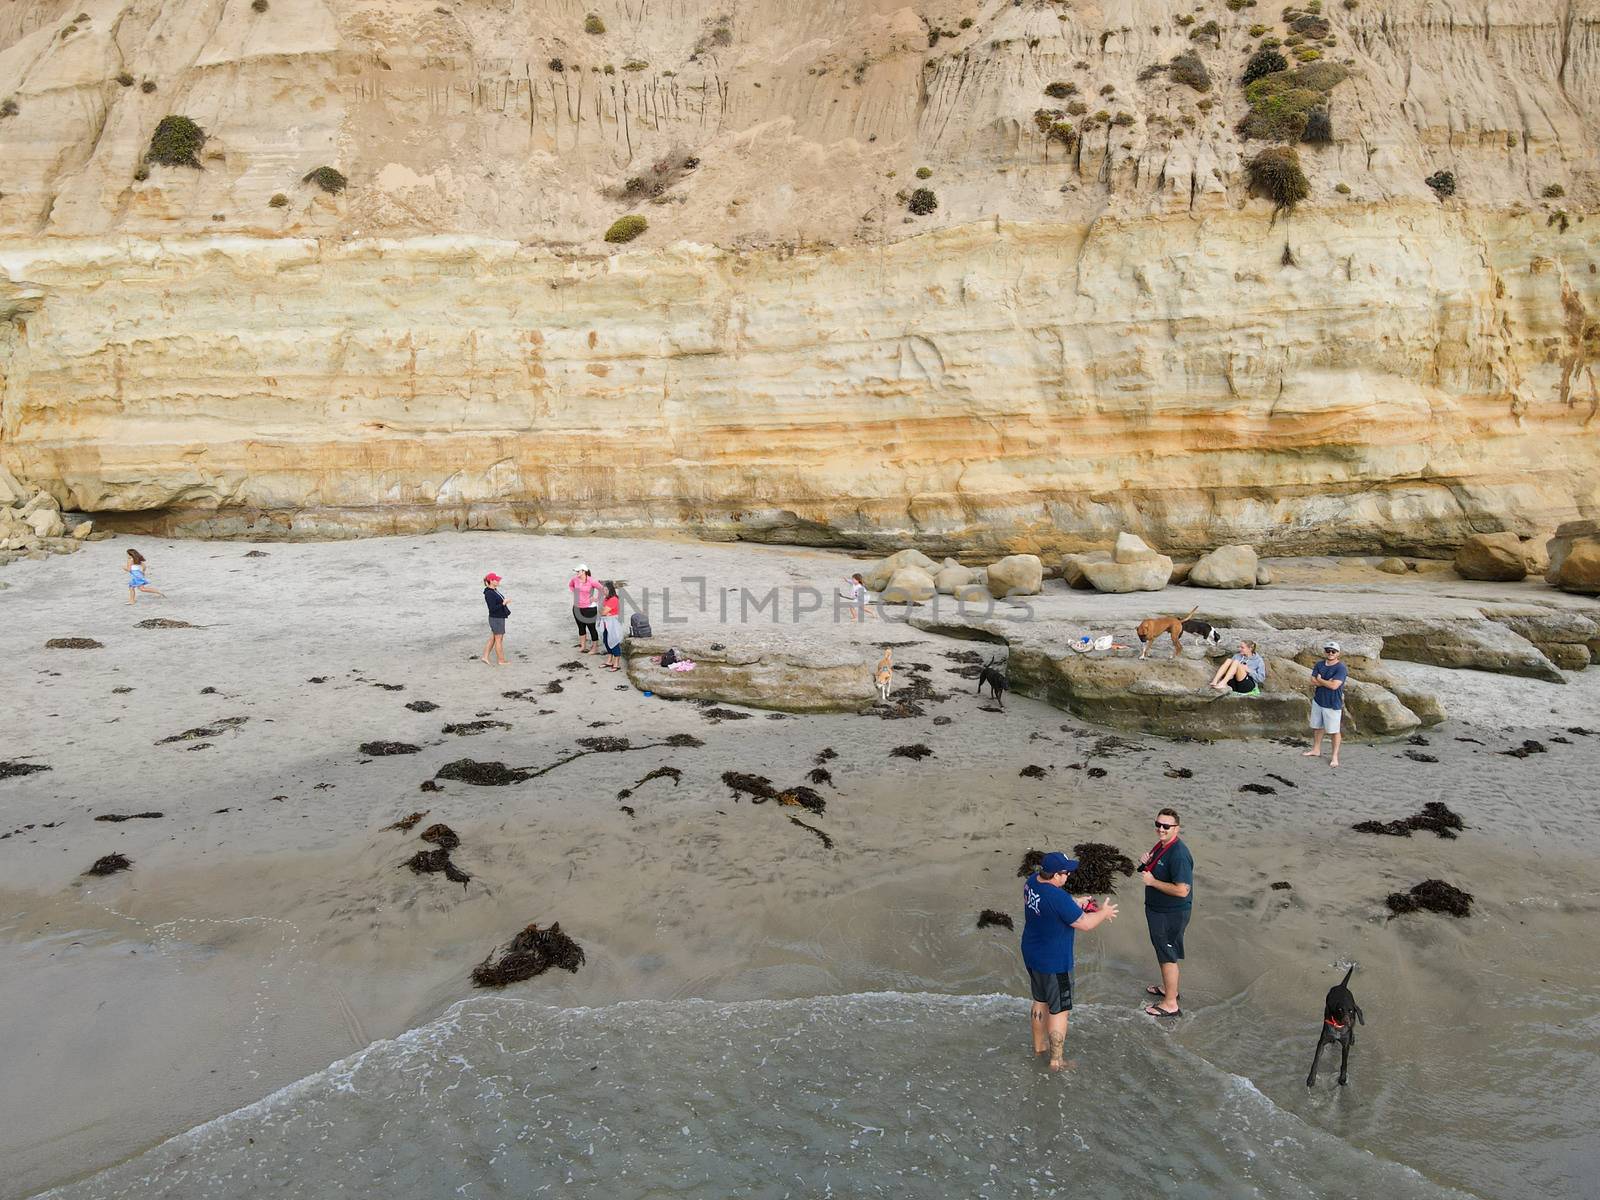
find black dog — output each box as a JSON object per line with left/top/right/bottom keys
{"left": 975, "top": 658, "right": 1007, "bottom": 710}
{"left": 1306, "top": 966, "right": 1365, "bottom": 1087}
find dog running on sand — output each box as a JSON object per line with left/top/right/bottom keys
{"left": 1306, "top": 965, "right": 1366, "bottom": 1087}
{"left": 975, "top": 657, "right": 1008, "bottom": 710}
{"left": 1136, "top": 606, "right": 1223, "bottom": 659}
{"left": 875, "top": 648, "right": 894, "bottom": 702}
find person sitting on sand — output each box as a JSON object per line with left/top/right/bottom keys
{"left": 598, "top": 581, "right": 624, "bottom": 672}
{"left": 1021, "top": 852, "right": 1119, "bottom": 1071}
{"left": 1209, "top": 639, "right": 1266, "bottom": 696}
{"left": 840, "top": 573, "right": 876, "bottom": 621}
{"left": 123, "top": 549, "right": 165, "bottom": 605}
{"left": 569, "top": 565, "right": 601, "bottom": 654}
{"left": 482, "top": 573, "right": 510, "bottom": 665}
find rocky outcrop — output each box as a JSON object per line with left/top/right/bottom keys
{"left": 984, "top": 555, "right": 1042, "bottom": 598}
{"left": 1454, "top": 533, "right": 1527, "bottom": 581}
{"left": 625, "top": 633, "right": 876, "bottom": 713}
{"left": 1189, "top": 545, "right": 1259, "bottom": 589}
{"left": 1270, "top": 613, "right": 1568, "bottom": 683}
{"left": 1546, "top": 522, "right": 1600, "bottom": 595}
{"left": 0, "top": 479, "right": 93, "bottom": 564}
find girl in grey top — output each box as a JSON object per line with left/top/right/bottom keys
{"left": 1209, "top": 639, "right": 1266, "bottom": 695}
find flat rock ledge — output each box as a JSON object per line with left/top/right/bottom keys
{"left": 626, "top": 632, "right": 878, "bottom": 713}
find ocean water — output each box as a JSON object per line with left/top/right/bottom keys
{"left": 43, "top": 993, "right": 1470, "bottom": 1200}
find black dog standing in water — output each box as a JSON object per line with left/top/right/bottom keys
{"left": 1306, "top": 966, "right": 1366, "bottom": 1087}
{"left": 975, "top": 658, "right": 1008, "bottom": 710}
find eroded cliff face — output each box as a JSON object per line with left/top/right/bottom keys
{"left": 1, "top": 0, "right": 1598, "bottom": 552}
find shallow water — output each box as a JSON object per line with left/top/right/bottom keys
{"left": 45, "top": 993, "right": 1472, "bottom": 1200}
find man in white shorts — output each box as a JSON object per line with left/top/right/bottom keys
{"left": 1303, "top": 641, "right": 1348, "bottom": 768}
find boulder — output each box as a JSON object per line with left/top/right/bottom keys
{"left": 1345, "top": 662, "right": 1446, "bottom": 726}
{"left": 1453, "top": 532, "right": 1527, "bottom": 581}
{"left": 70, "top": 519, "right": 94, "bottom": 541}
{"left": 883, "top": 565, "right": 936, "bottom": 602}
{"left": 19, "top": 491, "right": 59, "bottom": 517}
{"left": 1375, "top": 557, "right": 1409, "bottom": 574}
{"left": 1189, "top": 544, "right": 1259, "bottom": 589}
{"left": 985, "top": 554, "right": 1043, "bottom": 597}
{"left": 1536, "top": 642, "right": 1591, "bottom": 671}
{"left": 860, "top": 548, "right": 939, "bottom": 592}
{"left": 1062, "top": 551, "right": 1111, "bottom": 590}
{"left": 25, "top": 507, "right": 64, "bottom": 540}
{"left": 1545, "top": 520, "right": 1600, "bottom": 583}
{"left": 1114, "top": 531, "right": 1162, "bottom": 564}
{"left": 952, "top": 582, "right": 990, "bottom": 603}
{"left": 1081, "top": 554, "right": 1172, "bottom": 593}
{"left": 1255, "top": 563, "right": 1273, "bottom": 586}
{"left": 1554, "top": 539, "right": 1600, "bottom": 596}
{"left": 0, "top": 466, "right": 25, "bottom": 507}
{"left": 1520, "top": 534, "right": 1552, "bottom": 576}
{"left": 934, "top": 563, "right": 975, "bottom": 594}
{"left": 626, "top": 632, "right": 878, "bottom": 713}
{"left": 1169, "top": 562, "right": 1193, "bottom": 585}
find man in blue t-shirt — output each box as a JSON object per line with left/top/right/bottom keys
{"left": 1020, "top": 851, "right": 1119, "bottom": 1071}
{"left": 1303, "top": 640, "right": 1348, "bottom": 769}
{"left": 1142, "top": 808, "right": 1194, "bottom": 1019}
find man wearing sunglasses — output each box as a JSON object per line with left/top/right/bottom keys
{"left": 1141, "top": 808, "right": 1193, "bottom": 1018}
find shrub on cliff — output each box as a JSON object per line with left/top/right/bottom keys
{"left": 604, "top": 214, "right": 648, "bottom": 243}
{"left": 268, "top": 192, "right": 289, "bottom": 208}
{"left": 1301, "top": 108, "right": 1332, "bottom": 144}
{"left": 1248, "top": 146, "right": 1309, "bottom": 212}
{"left": 0, "top": 98, "right": 17, "bottom": 118}
{"left": 1168, "top": 51, "right": 1212, "bottom": 92}
{"left": 584, "top": 13, "right": 605, "bottom": 34}
{"left": 1425, "top": 170, "right": 1455, "bottom": 199}
{"left": 1241, "top": 48, "right": 1287, "bottom": 85}
{"left": 916, "top": 166, "right": 932, "bottom": 179}
{"left": 1239, "top": 62, "right": 1347, "bottom": 140}
{"left": 251, "top": 0, "right": 268, "bottom": 11}
{"left": 303, "top": 166, "right": 348, "bottom": 194}
{"left": 1541, "top": 183, "right": 1565, "bottom": 199}
{"left": 115, "top": 71, "right": 135, "bottom": 87}
{"left": 1044, "top": 81, "right": 1075, "bottom": 98}
{"left": 145, "top": 115, "right": 206, "bottom": 168}
{"left": 141, "top": 79, "right": 157, "bottom": 93}
{"left": 907, "top": 187, "right": 938, "bottom": 216}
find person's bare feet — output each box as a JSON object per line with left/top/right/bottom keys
{"left": 1329, "top": 757, "right": 1340, "bottom": 768}
{"left": 497, "top": 658, "right": 509, "bottom": 666}
{"left": 481, "top": 655, "right": 492, "bottom": 665}
{"left": 1048, "top": 1056, "right": 1066, "bottom": 1072}
{"left": 1301, "top": 749, "right": 1319, "bottom": 757}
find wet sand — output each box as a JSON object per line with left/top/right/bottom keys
{"left": 2, "top": 534, "right": 1599, "bottom": 1200}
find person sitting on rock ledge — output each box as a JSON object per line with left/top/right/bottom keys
{"left": 1208, "top": 639, "right": 1265, "bottom": 696}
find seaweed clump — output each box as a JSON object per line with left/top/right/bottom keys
{"left": 360, "top": 741, "right": 421, "bottom": 756}
{"left": 85, "top": 853, "right": 132, "bottom": 876}
{"left": 722, "top": 771, "right": 777, "bottom": 801}
{"left": 890, "top": 744, "right": 933, "bottom": 760}
{"left": 403, "top": 848, "right": 471, "bottom": 886}
{"left": 46, "top": 637, "right": 104, "bottom": 649}
{"left": 472, "top": 922, "right": 586, "bottom": 987}
{"left": 1353, "top": 801, "right": 1465, "bottom": 839}
{"left": 1385, "top": 879, "right": 1472, "bottom": 918}
{"left": 419, "top": 823, "right": 460, "bottom": 851}
{"left": 94, "top": 811, "right": 163, "bottom": 822}
{"left": 436, "top": 759, "right": 532, "bottom": 786}
{"left": 977, "top": 909, "right": 1014, "bottom": 930}
{"left": 0, "top": 761, "right": 51, "bottom": 780}
{"left": 1070, "top": 842, "right": 1138, "bottom": 894}
{"left": 776, "top": 786, "right": 825, "bottom": 815}
{"left": 383, "top": 810, "right": 429, "bottom": 832}
{"left": 136, "top": 618, "right": 197, "bottom": 629}
{"left": 443, "top": 720, "right": 511, "bottom": 736}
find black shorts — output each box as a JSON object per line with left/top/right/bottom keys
{"left": 1027, "top": 968, "right": 1073, "bottom": 1014}
{"left": 1147, "top": 908, "right": 1190, "bottom": 964}
{"left": 574, "top": 606, "right": 598, "bottom": 636}
{"left": 1228, "top": 674, "right": 1256, "bottom": 694}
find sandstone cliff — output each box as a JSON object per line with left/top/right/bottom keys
{"left": 2, "top": 0, "right": 1598, "bottom": 553}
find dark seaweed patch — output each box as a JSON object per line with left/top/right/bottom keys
{"left": 1499, "top": 739, "right": 1546, "bottom": 758}
{"left": 308, "top": 676, "right": 328, "bottom": 684}
{"left": 112, "top": 686, "right": 134, "bottom": 694}
{"left": 419, "top": 823, "right": 460, "bottom": 851}
{"left": 244, "top": 549, "right": 270, "bottom": 557}
{"left": 1270, "top": 880, "right": 1293, "bottom": 891}
{"left": 544, "top": 680, "right": 564, "bottom": 694}
{"left": 1352, "top": 801, "right": 1464, "bottom": 840}
{"left": 360, "top": 741, "right": 421, "bottom": 756}
{"left": 1016, "top": 849, "right": 1045, "bottom": 878}
{"left": 402, "top": 848, "right": 471, "bottom": 886}
{"left": 94, "top": 811, "right": 163, "bottom": 822}
{"left": 577, "top": 736, "right": 630, "bottom": 752}
{"left": 384, "top": 811, "right": 429, "bottom": 831}
{"left": 0, "top": 761, "right": 51, "bottom": 781}
{"left": 1264, "top": 773, "right": 1297, "bottom": 789}
{"left": 777, "top": 786, "right": 825, "bottom": 815}
{"left": 620, "top": 805, "right": 635, "bottom": 817}
{"left": 807, "top": 767, "right": 834, "bottom": 787}
{"left": 46, "top": 637, "right": 103, "bottom": 649}
{"left": 436, "top": 760, "right": 532, "bottom": 786}
{"left": 1407, "top": 734, "right": 1430, "bottom": 746}
{"left": 135, "top": 618, "right": 197, "bottom": 629}
{"left": 700, "top": 707, "right": 751, "bottom": 723}
{"left": 1071, "top": 842, "right": 1138, "bottom": 894}
{"left": 406, "top": 700, "right": 441, "bottom": 713}
{"left": 1163, "top": 765, "right": 1193, "bottom": 779}
{"left": 1385, "top": 879, "right": 1472, "bottom": 918}
{"left": 472, "top": 922, "right": 585, "bottom": 987}
{"left": 977, "top": 909, "right": 1014, "bottom": 930}
{"left": 85, "top": 853, "right": 132, "bottom": 876}
{"left": 890, "top": 744, "right": 933, "bottom": 760}
{"left": 1019, "top": 765, "right": 1048, "bottom": 779}
{"left": 815, "top": 748, "right": 838, "bottom": 764}
{"left": 158, "top": 716, "right": 247, "bottom": 744}
{"left": 722, "top": 772, "right": 777, "bottom": 801}
{"left": 1403, "top": 750, "right": 1439, "bottom": 763}
{"left": 374, "top": 683, "right": 405, "bottom": 692}
{"left": 559, "top": 661, "right": 586, "bottom": 670}
{"left": 1568, "top": 727, "right": 1596, "bottom": 736}
{"left": 1086, "top": 766, "right": 1107, "bottom": 779}
{"left": 443, "top": 720, "right": 511, "bottom": 736}
{"left": 665, "top": 734, "right": 704, "bottom": 748}
{"left": 1239, "top": 783, "right": 1277, "bottom": 796}
{"left": 787, "top": 816, "right": 834, "bottom": 849}
{"left": 634, "top": 766, "right": 682, "bottom": 789}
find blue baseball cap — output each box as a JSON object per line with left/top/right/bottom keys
{"left": 1040, "top": 851, "right": 1079, "bottom": 875}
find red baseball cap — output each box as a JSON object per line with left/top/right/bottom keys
{"left": 484, "top": 572, "right": 502, "bottom": 582}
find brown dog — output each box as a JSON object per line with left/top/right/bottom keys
{"left": 1136, "top": 606, "right": 1221, "bottom": 659}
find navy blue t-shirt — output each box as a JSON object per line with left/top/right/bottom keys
{"left": 1312, "top": 659, "right": 1348, "bottom": 709}
{"left": 1144, "top": 838, "right": 1194, "bottom": 913}
{"left": 1020, "top": 875, "right": 1085, "bottom": 973}
{"left": 484, "top": 587, "right": 510, "bottom": 619}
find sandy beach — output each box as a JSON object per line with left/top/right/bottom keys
{"left": 3, "top": 533, "right": 1600, "bottom": 1200}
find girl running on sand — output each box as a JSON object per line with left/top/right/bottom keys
{"left": 124, "top": 549, "right": 165, "bottom": 604}
{"left": 482, "top": 573, "right": 510, "bottom": 665}
{"left": 598, "top": 581, "right": 623, "bottom": 672}
{"left": 569, "top": 565, "right": 601, "bottom": 654}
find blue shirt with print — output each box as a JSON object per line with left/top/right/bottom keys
{"left": 1020, "top": 875, "right": 1085, "bottom": 973}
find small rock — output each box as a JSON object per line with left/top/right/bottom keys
{"left": 1376, "top": 557, "right": 1409, "bottom": 575}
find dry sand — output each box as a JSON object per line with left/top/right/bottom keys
{"left": 3, "top": 534, "right": 1600, "bottom": 1199}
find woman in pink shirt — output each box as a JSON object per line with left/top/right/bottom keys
{"left": 568, "top": 565, "right": 601, "bottom": 654}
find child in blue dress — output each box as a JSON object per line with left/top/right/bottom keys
{"left": 124, "top": 549, "right": 165, "bottom": 604}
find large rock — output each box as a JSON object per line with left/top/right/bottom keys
{"left": 1453, "top": 532, "right": 1527, "bottom": 581}
{"left": 934, "top": 563, "right": 975, "bottom": 594}
{"left": 24, "top": 507, "right": 64, "bottom": 540}
{"left": 1345, "top": 662, "right": 1446, "bottom": 726}
{"left": 1062, "top": 551, "right": 1111, "bottom": 590}
{"left": 1189, "top": 544, "right": 1259, "bottom": 589}
{"left": 1114, "top": 532, "right": 1162, "bottom": 564}
{"left": 985, "top": 554, "right": 1043, "bottom": 597}
{"left": 1482, "top": 607, "right": 1599, "bottom": 672}
{"left": 860, "top": 549, "right": 939, "bottom": 592}
{"left": 1081, "top": 554, "right": 1173, "bottom": 593}
{"left": 0, "top": 467, "right": 25, "bottom": 507}
{"left": 1545, "top": 521, "right": 1600, "bottom": 584}
{"left": 1375, "top": 557, "right": 1409, "bottom": 574}
{"left": 882, "top": 565, "right": 936, "bottom": 602}
{"left": 1292, "top": 613, "right": 1567, "bottom": 683}
{"left": 1520, "top": 534, "right": 1552, "bottom": 576}
{"left": 625, "top": 633, "right": 877, "bottom": 713}
{"left": 1554, "top": 540, "right": 1600, "bottom": 596}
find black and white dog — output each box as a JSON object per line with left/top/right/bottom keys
{"left": 1306, "top": 966, "right": 1366, "bottom": 1087}
{"left": 975, "top": 658, "right": 1007, "bottom": 710}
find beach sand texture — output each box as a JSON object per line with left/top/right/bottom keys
{"left": 3, "top": 534, "right": 1599, "bottom": 1200}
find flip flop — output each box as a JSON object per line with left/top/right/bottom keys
{"left": 1145, "top": 1005, "right": 1182, "bottom": 1018}
{"left": 1144, "top": 986, "right": 1181, "bottom": 998}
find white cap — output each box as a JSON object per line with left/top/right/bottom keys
{"left": 1323, "top": 640, "right": 1341, "bottom": 652}
{"left": 574, "top": 563, "right": 589, "bottom": 573}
